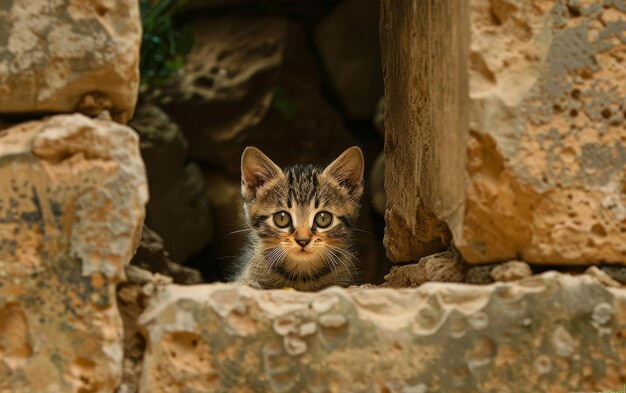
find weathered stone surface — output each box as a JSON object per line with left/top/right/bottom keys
{"left": 155, "top": 16, "right": 356, "bottom": 177}
{"left": 383, "top": 251, "right": 465, "bottom": 288}
{"left": 602, "top": 265, "right": 626, "bottom": 285}
{"left": 0, "top": 114, "right": 147, "bottom": 392}
{"left": 458, "top": 0, "right": 626, "bottom": 264}
{"left": 130, "top": 104, "right": 214, "bottom": 262}
{"left": 0, "top": 1, "right": 140, "bottom": 123}
{"left": 465, "top": 265, "right": 496, "bottom": 284}
{"left": 314, "top": 0, "right": 383, "bottom": 120}
{"left": 382, "top": 0, "right": 626, "bottom": 265}
{"left": 490, "top": 260, "right": 533, "bottom": 282}
{"left": 585, "top": 266, "right": 622, "bottom": 288}
{"left": 139, "top": 272, "right": 626, "bottom": 392}
{"left": 381, "top": 0, "right": 464, "bottom": 262}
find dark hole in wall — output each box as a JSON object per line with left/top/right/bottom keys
{"left": 134, "top": 0, "right": 390, "bottom": 286}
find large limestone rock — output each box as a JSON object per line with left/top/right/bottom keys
{"left": 139, "top": 272, "right": 626, "bottom": 392}
{"left": 0, "top": 0, "right": 141, "bottom": 123}
{"left": 382, "top": 0, "right": 626, "bottom": 264}
{"left": 0, "top": 114, "right": 147, "bottom": 392}
{"left": 155, "top": 16, "right": 356, "bottom": 177}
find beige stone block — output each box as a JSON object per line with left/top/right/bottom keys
{"left": 0, "top": 114, "right": 148, "bottom": 392}
{"left": 139, "top": 272, "right": 626, "bottom": 392}
{"left": 0, "top": 1, "right": 141, "bottom": 123}
{"left": 382, "top": 0, "right": 626, "bottom": 264}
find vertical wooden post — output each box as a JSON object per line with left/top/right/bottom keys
{"left": 380, "top": 0, "right": 469, "bottom": 263}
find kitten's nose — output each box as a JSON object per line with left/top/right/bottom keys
{"left": 295, "top": 237, "right": 311, "bottom": 248}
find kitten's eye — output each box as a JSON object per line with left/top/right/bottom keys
{"left": 273, "top": 211, "right": 292, "bottom": 228}
{"left": 314, "top": 211, "right": 333, "bottom": 228}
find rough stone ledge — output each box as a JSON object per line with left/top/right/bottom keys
{"left": 138, "top": 272, "right": 626, "bottom": 393}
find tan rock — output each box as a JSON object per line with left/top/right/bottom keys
{"left": 465, "top": 265, "right": 496, "bottom": 284}
{"left": 383, "top": 251, "right": 465, "bottom": 287}
{"left": 601, "top": 265, "right": 626, "bottom": 285}
{"left": 381, "top": 0, "right": 626, "bottom": 264}
{"left": 155, "top": 16, "right": 356, "bottom": 177}
{"left": 314, "top": 0, "right": 383, "bottom": 120}
{"left": 139, "top": 272, "right": 626, "bottom": 392}
{"left": 584, "top": 266, "right": 622, "bottom": 288}
{"left": 490, "top": 260, "right": 533, "bottom": 282}
{"left": 0, "top": 114, "right": 147, "bottom": 392}
{"left": 0, "top": 1, "right": 140, "bottom": 123}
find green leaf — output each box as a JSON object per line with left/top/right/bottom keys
{"left": 139, "top": 0, "right": 195, "bottom": 90}
{"left": 271, "top": 87, "right": 296, "bottom": 122}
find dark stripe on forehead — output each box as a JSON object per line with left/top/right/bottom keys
{"left": 287, "top": 169, "right": 294, "bottom": 208}
{"left": 310, "top": 174, "right": 319, "bottom": 208}
{"left": 285, "top": 165, "right": 320, "bottom": 206}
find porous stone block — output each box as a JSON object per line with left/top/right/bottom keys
{"left": 461, "top": 0, "right": 626, "bottom": 264}
{"left": 0, "top": 0, "right": 141, "bottom": 123}
{"left": 382, "top": 0, "right": 626, "bottom": 264}
{"left": 0, "top": 114, "right": 148, "bottom": 392}
{"left": 139, "top": 273, "right": 626, "bottom": 392}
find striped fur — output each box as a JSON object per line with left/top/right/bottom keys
{"left": 235, "top": 146, "right": 364, "bottom": 291}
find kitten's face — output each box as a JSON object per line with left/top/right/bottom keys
{"left": 241, "top": 147, "right": 364, "bottom": 284}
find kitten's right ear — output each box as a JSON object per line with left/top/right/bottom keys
{"left": 241, "top": 147, "right": 282, "bottom": 197}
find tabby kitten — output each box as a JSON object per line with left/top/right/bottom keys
{"left": 235, "top": 146, "right": 364, "bottom": 291}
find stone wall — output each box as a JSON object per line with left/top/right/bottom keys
{"left": 382, "top": 0, "right": 626, "bottom": 265}
{"left": 0, "top": 1, "right": 145, "bottom": 390}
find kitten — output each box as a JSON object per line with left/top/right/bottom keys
{"left": 235, "top": 146, "right": 364, "bottom": 291}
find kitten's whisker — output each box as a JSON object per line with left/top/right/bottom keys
{"left": 262, "top": 247, "right": 281, "bottom": 271}
{"left": 327, "top": 248, "right": 354, "bottom": 282}
{"left": 226, "top": 228, "right": 252, "bottom": 236}
{"left": 327, "top": 244, "right": 359, "bottom": 263}
{"left": 321, "top": 249, "right": 339, "bottom": 282}
{"left": 351, "top": 228, "right": 374, "bottom": 235}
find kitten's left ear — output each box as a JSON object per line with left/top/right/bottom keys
{"left": 241, "top": 147, "right": 282, "bottom": 198}
{"left": 323, "top": 146, "right": 364, "bottom": 197}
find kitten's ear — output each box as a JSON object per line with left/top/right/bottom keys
{"left": 241, "top": 147, "right": 282, "bottom": 196}
{"left": 323, "top": 146, "right": 364, "bottom": 197}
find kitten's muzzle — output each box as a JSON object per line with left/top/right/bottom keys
{"left": 295, "top": 237, "right": 312, "bottom": 248}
